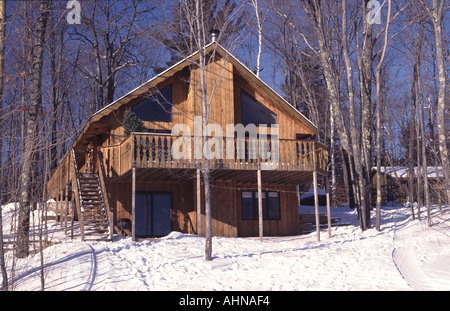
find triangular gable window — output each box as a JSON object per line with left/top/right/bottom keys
{"left": 133, "top": 84, "right": 172, "bottom": 122}
{"left": 241, "top": 90, "right": 277, "bottom": 126}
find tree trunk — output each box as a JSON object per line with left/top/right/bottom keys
{"left": 0, "top": 0, "right": 7, "bottom": 290}
{"left": 419, "top": 89, "right": 431, "bottom": 226}
{"left": 375, "top": 0, "right": 392, "bottom": 231}
{"left": 192, "top": 0, "right": 213, "bottom": 261}
{"left": 17, "top": 0, "right": 50, "bottom": 258}
{"left": 251, "top": 0, "right": 262, "bottom": 77}
{"left": 341, "top": 0, "right": 364, "bottom": 226}
{"left": 49, "top": 21, "right": 61, "bottom": 173}
{"left": 414, "top": 19, "right": 431, "bottom": 226}
{"left": 415, "top": 91, "right": 423, "bottom": 218}
{"left": 357, "top": 1, "right": 374, "bottom": 230}
{"left": 432, "top": 0, "right": 450, "bottom": 204}
{"left": 408, "top": 79, "right": 416, "bottom": 219}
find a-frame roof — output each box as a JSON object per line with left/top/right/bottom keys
{"left": 71, "top": 42, "right": 317, "bottom": 149}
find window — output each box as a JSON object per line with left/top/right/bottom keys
{"left": 133, "top": 84, "right": 172, "bottom": 122}
{"left": 241, "top": 90, "right": 277, "bottom": 126}
{"left": 241, "top": 191, "right": 280, "bottom": 220}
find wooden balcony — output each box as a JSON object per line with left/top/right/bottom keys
{"left": 100, "top": 133, "right": 328, "bottom": 184}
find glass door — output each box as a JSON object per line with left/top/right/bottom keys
{"left": 135, "top": 192, "right": 172, "bottom": 237}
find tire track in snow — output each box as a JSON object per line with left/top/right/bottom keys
{"left": 83, "top": 244, "right": 97, "bottom": 291}
{"left": 392, "top": 212, "right": 450, "bottom": 291}
{"left": 392, "top": 238, "right": 428, "bottom": 290}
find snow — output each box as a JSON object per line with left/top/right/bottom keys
{"left": 374, "top": 165, "right": 444, "bottom": 179}
{"left": 2, "top": 201, "right": 450, "bottom": 291}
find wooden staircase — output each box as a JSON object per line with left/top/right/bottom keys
{"left": 78, "top": 173, "right": 111, "bottom": 240}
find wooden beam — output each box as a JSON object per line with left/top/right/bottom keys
{"left": 257, "top": 169, "right": 263, "bottom": 242}
{"left": 65, "top": 185, "right": 69, "bottom": 235}
{"left": 56, "top": 192, "right": 60, "bottom": 224}
{"left": 197, "top": 168, "right": 202, "bottom": 236}
{"left": 132, "top": 164, "right": 136, "bottom": 241}
{"left": 325, "top": 177, "right": 332, "bottom": 238}
{"left": 313, "top": 170, "right": 320, "bottom": 242}
{"left": 80, "top": 210, "right": 85, "bottom": 242}
{"left": 71, "top": 190, "right": 75, "bottom": 240}
{"left": 110, "top": 210, "right": 114, "bottom": 241}
{"left": 313, "top": 141, "right": 321, "bottom": 241}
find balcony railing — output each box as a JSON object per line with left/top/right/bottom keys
{"left": 100, "top": 133, "right": 328, "bottom": 177}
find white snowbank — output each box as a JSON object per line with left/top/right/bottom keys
{"left": 1, "top": 202, "right": 450, "bottom": 291}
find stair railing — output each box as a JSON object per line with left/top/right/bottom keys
{"left": 97, "top": 149, "right": 114, "bottom": 241}
{"left": 71, "top": 148, "right": 85, "bottom": 241}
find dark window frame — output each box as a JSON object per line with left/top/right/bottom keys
{"left": 240, "top": 90, "right": 277, "bottom": 127}
{"left": 135, "top": 191, "right": 173, "bottom": 238}
{"left": 241, "top": 190, "right": 281, "bottom": 221}
{"left": 133, "top": 84, "right": 173, "bottom": 122}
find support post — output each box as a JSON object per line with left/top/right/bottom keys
{"left": 71, "top": 191, "right": 75, "bottom": 240}
{"left": 56, "top": 192, "right": 60, "bottom": 223}
{"left": 60, "top": 189, "right": 64, "bottom": 227}
{"left": 132, "top": 164, "right": 136, "bottom": 241}
{"left": 313, "top": 170, "right": 320, "bottom": 241}
{"left": 257, "top": 169, "right": 263, "bottom": 242}
{"left": 65, "top": 185, "right": 69, "bottom": 235}
{"left": 196, "top": 167, "right": 202, "bottom": 236}
{"left": 44, "top": 194, "right": 48, "bottom": 243}
{"left": 80, "top": 211, "right": 85, "bottom": 242}
{"left": 313, "top": 142, "right": 320, "bottom": 241}
{"left": 109, "top": 210, "right": 114, "bottom": 241}
{"left": 325, "top": 177, "right": 332, "bottom": 238}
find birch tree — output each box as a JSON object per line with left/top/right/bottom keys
{"left": 375, "top": 0, "right": 392, "bottom": 231}
{"left": 300, "top": 0, "right": 377, "bottom": 230}
{"left": 425, "top": 0, "right": 450, "bottom": 204}
{"left": 16, "top": 0, "right": 50, "bottom": 258}
{"left": 0, "top": 0, "right": 7, "bottom": 290}
{"left": 249, "top": 0, "right": 263, "bottom": 77}
{"left": 163, "top": 0, "right": 244, "bottom": 260}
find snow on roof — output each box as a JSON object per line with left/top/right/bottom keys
{"left": 373, "top": 166, "right": 444, "bottom": 179}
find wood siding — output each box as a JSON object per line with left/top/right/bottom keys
{"left": 233, "top": 69, "right": 314, "bottom": 140}
{"left": 236, "top": 184, "right": 299, "bottom": 237}
{"left": 110, "top": 181, "right": 195, "bottom": 234}
{"left": 47, "top": 45, "right": 326, "bottom": 239}
{"left": 110, "top": 179, "right": 299, "bottom": 238}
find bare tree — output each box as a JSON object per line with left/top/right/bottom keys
{"left": 48, "top": 5, "right": 70, "bottom": 172}
{"left": 16, "top": 0, "right": 50, "bottom": 258}
{"left": 375, "top": 0, "right": 392, "bottom": 231}
{"left": 170, "top": 0, "right": 245, "bottom": 260}
{"left": 0, "top": 0, "right": 7, "bottom": 291}
{"left": 156, "top": 0, "right": 246, "bottom": 68}
{"left": 426, "top": 0, "right": 450, "bottom": 204}
{"left": 300, "top": 0, "right": 377, "bottom": 230}
{"left": 249, "top": 0, "right": 263, "bottom": 77}
{"left": 71, "top": 0, "right": 157, "bottom": 111}
{"left": 264, "top": 0, "right": 339, "bottom": 205}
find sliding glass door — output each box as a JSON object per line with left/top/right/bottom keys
{"left": 135, "top": 192, "right": 172, "bottom": 237}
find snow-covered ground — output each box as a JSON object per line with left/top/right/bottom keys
{"left": 1, "top": 201, "right": 450, "bottom": 291}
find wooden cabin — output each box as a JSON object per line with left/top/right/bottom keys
{"left": 46, "top": 42, "right": 328, "bottom": 241}
{"left": 371, "top": 166, "right": 446, "bottom": 205}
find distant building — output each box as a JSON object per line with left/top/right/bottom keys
{"left": 371, "top": 166, "right": 445, "bottom": 204}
